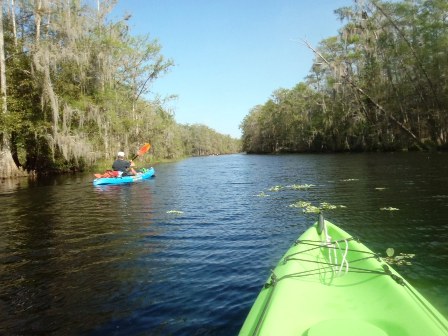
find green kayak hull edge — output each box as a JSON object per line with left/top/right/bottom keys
{"left": 239, "top": 215, "right": 448, "bottom": 336}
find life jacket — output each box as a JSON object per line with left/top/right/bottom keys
{"left": 94, "top": 170, "right": 120, "bottom": 178}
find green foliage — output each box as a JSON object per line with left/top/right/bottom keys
{"left": 241, "top": 0, "right": 448, "bottom": 153}
{"left": 1, "top": 1, "right": 240, "bottom": 175}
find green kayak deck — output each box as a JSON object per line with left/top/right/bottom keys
{"left": 239, "top": 215, "right": 448, "bottom": 336}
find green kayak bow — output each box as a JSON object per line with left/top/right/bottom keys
{"left": 240, "top": 214, "right": 448, "bottom": 336}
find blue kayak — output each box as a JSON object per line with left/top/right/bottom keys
{"left": 93, "top": 167, "right": 155, "bottom": 186}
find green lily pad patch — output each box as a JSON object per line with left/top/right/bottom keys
{"left": 268, "top": 185, "right": 284, "bottom": 192}
{"left": 288, "top": 184, "right": 315, "bottom": 190}
{"left": 289, "top": 201, "right": 346, "bottom": 213}
{"left": 385, "top": 252, "right": 415, "bottom": 266}
{"left": 303, "top": 205, "right": 321, "bottom": 213}
{"left": 320, "top": 202, "right": 346, "bottom": 210}
{"left": 167, "top": 210, "right": 184, "bottom": 215}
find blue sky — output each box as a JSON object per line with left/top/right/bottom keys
{"left": 112, "top": 0, "right": 353, "bottom": 138}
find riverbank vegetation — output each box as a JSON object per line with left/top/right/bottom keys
{"left": 0, "top": 0, "right": 240, "bottom": 178}
{"left": 240, "top": 0, "right": 448, "bottom": 153}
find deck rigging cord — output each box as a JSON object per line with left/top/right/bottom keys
{"left": 250, "top": 214, "right": 448, "bottom": 336}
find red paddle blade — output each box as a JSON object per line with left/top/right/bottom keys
{"left": 137, "top": 143, "right": 151, "bottom": 156}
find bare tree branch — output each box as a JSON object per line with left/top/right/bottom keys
{"left": 302, "top": 38, "right": 428, "bottom": 150}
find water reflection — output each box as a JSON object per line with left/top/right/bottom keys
{"left": 0, "top": 153, "right": 447, "bottom": 335}
{"left": 1, "top": 176, "right": 158, "bottom": 334}
{"left": 0, "top": 177, "right": 30, "bottom": 194}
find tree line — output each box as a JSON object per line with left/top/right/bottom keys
{"left": 240, "top": 0, "right": 448, "bottom": 153}
{"left": 0, "top": 0, "right": 240, "bottom": 178}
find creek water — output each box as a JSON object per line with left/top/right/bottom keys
{"left": 1, "top": 152, "right": 447, "bottom": 335}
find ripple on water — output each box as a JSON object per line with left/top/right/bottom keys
{"left": 1, "top": 153, "right": 448, "bottom": 335}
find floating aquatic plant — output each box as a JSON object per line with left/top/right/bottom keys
{"left": 320, "top": 202, "right": 346, "bottom": 210}
{"left": 256, "top": 191, "right": 269, "bottom": 197}
{"left": 384, "top": 248, "right": 415, "bottom": 266}
{"left": 303, "top": 205, "right": 320, "bottom": 213}
{"left": 380, "top": 207, "right": 399, "bottom": 211}
{"left": 289, "top": 201, "right": 345, "bottom": 213}
{"left": 167, "top": 210, "right": 184, "bottom": 214}
{"left": 320, "top": 202, "right": 337, "bottom": 210}
{"left": 268, "top": 185, "right": 284, "bottom": 192}
{"left": 288, "top": 184, "right": 315, "bottom": 190}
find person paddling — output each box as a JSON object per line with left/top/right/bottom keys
{"left": 112, "top": 151, "right": 137, "bottom": 176}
